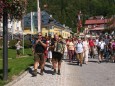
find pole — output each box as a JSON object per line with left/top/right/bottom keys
{"left": 11, "top": 20, "right": 14, "bottom": 40}
{"left": 3, "top": 6, "right": 8, "bottom": 81}
{"left": 37, "top": 0, "right": 41, "bottom": 33}
{"left": 31, "top": 12, "right": 34, "bottom": 34}
{"left": 22, "top": 32, "right": 24, "bottom": 55}
{"left": 22, "top": 16, "right": 24, "bottom": 55}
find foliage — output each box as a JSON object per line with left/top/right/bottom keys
{"left": 24, "top": 40, "right": 31, "bottom": 48}
{"left": 26, "top": 0, "right": 115, "bottom": 33}
{"left": 9, "top": 40, "right": 17, "bottom": 49}
{"left": 80, "top": 27, "right": 85, "bottom": 32}
{"left": 0, "top": 39, "right": 3, "bottom": 48}
{"left": 9, "top": 40, "right": 31, "bottom": 49}
{"left": 0, "top": 0, "right": 27, "bottom": 20}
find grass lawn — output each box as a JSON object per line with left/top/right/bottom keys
{"left": 0, "top": 48, "right": 34, "bottom": 86}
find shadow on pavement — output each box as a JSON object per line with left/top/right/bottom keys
{"left": 44, "top": 69, "right": 53, "bottom": 74}
{"left": 67, "top": 62, "right": 79, "bottom": 66}
{"left": 63, "top": 59, "right": 70, "bottom": 62}
{"left": 45, "top": 64, "right": 52, "bottom": 68}
{"left": 88, "top": 60, "right": 98, "bottom": 63}
{"left": 27, "top": 67, "right": 33, "bottom": 76}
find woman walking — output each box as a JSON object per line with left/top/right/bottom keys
{"left": 67, "top": 38, "right": 75, "bottom": 63}
{"left": 75, "top": 38, "right": 84, "bottom": 67}
{"left": 83, "top": 37, "right": 89, "bottom": 64}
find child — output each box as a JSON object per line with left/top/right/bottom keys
{"left": 15, "top": 40, "right": 22, "bottom": 57}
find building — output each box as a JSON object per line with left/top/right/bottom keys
{"left": 24, "top": 11, "right": 71, "bottom": 38}
{"left": 0, "top": 19, "right": 22, "bottom": 36}
{"left": 84, "top": 16, "right": 108, "bottom": 34}
{"left": 106, "top": 15, "right": 115, "bottom": 34}
{"left": 0, "top": 11, "right": 72, "bottom": 38}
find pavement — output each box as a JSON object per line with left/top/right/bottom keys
{"left": 5, "top": 58, "right": 115, "bottom": 86}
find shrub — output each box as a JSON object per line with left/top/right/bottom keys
{"left": 0, "top": 39, "right": 3, "bottom": 48}
{"left": 24, "top": 40, "right": 31, "bottom": 48}
{"left": 9, "top": 40, "right": 17, "bottom": 49}
{"left": 9, "top": 40, "right": 31, "bottom": 49}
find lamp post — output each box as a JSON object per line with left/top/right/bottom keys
{"left": 37, "top": 0, "right": 41, "bottom": 33}
{"left": 3, "top": 3, "right": 8, "bottom": 81}
{"left": 1, "top": 0, "right": 27, "bottom": 81}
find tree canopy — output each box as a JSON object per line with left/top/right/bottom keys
{"left": 0, "top": 0, "right": 27, "bottom": 20}
{"left": 1, "top": 0, "right": 115, "bottom": 32}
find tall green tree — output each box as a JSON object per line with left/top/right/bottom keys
{"left": 26, "top": 0, "right": 115, "bottom": 32}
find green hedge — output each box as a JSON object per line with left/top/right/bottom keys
{"left": 23, "top": 40, "right": 31, "bottom": 48}
{"left": 9, "top": 40, "right": 31, "bottom": 49}
{"left": 9, "top": 40, "right": 17, "bottom": 49}
{"left": 0, "top": 39, "right": 3, "bottom": 48}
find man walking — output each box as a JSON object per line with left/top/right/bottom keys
{"left": 33, "top": 32, "right": 46, "bottom": 76}
{"left": 51, "top": 34, "right": 64, "bottom": 75}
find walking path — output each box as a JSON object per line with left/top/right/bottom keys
{"left": 6, "top": 58, "right": 115, "bottom": 86}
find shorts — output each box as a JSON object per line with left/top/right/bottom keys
{"left": 48, "top": 51, "right": 52, "bottom": 58}
{"left": 99, "top": 49, "right": 104, "bottom": 54}
{"left": 34, "top": 53, "right": 45, "bottom": 62}
{"left": 52, "top": 51, "right": 63, "bottom": 62}
{"left": 17, "top": 50, "right": 20, "bottom": 55}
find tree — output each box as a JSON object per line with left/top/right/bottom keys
{"left": 12, "top": 0, "right": 115, "bottom": 32}
{"left": 0, "top": 0, "right": 27, "bottom": 81}
{"left": 0, "top": 0, "right": 27, "bottom": 21}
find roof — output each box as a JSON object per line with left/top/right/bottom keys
{"left": 24, "top": 11, "right": 64, "bottom": 28}
{"left": 41, "top": 10, "right": 63, "bottom": 27}
{"left": 85, "top": 19, "right": 108, "bottom": 25}
{"left": 89, "top": 16, "right": 104, "bottom": 20}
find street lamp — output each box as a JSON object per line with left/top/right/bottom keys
{"left": 3, "top": 4, "right": 8, "bottom": 81}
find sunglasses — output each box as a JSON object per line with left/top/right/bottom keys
{"left": 38, "top": 35, "right": 42, "bottom": 36}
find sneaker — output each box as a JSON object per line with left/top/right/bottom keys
{"left": 57, "top": 70, "right": 61, "bottom": 75}
{"left": 40, "top": 69, "right": 44, "bottom": 76}
{"left": 77, "top": 62, "right": 79, "bottom": 65}
{"left": 32, "top": 69, "right": 37, "bottom": 76}
{"left": 52, "top": 69, "right": 56, "bottom": 75}
{"left": 40, "top": 72, "right": 43, "bottom": 75}
{"left": 80, "top": 64, "right": 82, "bottom": 67}
{"left": 98, "top": 61, "right": 101, "bottom": 64}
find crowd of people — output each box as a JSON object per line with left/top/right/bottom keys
{"left": 31, "top": 32, "right": 115, "bottom": 76}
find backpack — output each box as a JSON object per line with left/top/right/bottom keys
{"left": 112, "top": 43, "right": 115, "bottom": 50}
{"left": 54, "top": 41, "right": 64, "bottom": 53}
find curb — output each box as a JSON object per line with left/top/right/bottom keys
{"left": 4, "top": 70, "right": 28, "bottom": 86}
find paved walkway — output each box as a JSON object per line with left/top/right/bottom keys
{"left": 6, "top": 58, "right": 115, "bottom": 86}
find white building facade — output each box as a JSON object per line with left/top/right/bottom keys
{"left": 0, "top": 19, "right": 23, "bottom": 35}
